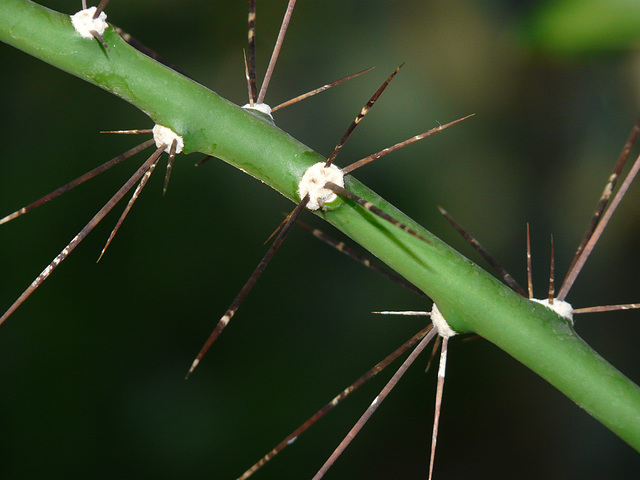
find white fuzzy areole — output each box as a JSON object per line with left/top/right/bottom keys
{"left": 430, "top": 304, "right": 457, "bottom": 338}
{"left": 298, "top": 162, "right": 345, "bottom": 211}
{"left": 152, "top": 125, "right": 184, "bottom": 154}
{"left": 532, "top": 298, "right": 574, "bottom": 323}
{"left": 242, "top": 103, "right": 273, "bottom": 119}
{"left": 71, "top": 7, "right": 108, "bottom": 39}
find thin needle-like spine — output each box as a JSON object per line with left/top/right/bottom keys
{"left": 437, "top": 205, "right": 527, "bottom": 297}
{"left": 88, "top": 0, "right": 109, "bottom": 49}
{"left": 428, "top": 336, "right": 449, "bottom": 480}
{"left": 0, "top": 139, "right": 154, "bottom": 225}
{"left": 297, "top": 221, "right": 429, "bottom": 299}
{"left": 97, "top": 146, "right": 165, "bottom": 262}
{"left": 162, "top": 139, "right": 177, "bottom": 196}
{"left": 90, "top": 30, "right": 109, "bottom": 50}
{"left": 243, "top": 50, "right": 254, "bottom": 107}
{"left": 560, "top": 120, "right": 640, "bottom": 294}
{"left": 0, "top": 147, "right": 163, "bottom": 327}
{"left": 343, "top": 114, "right": 475, "bottom": 175}
{"left": 256, "top": 0, "right": 297, "bottom": 104}
{"left": 237, "top": 325, "right": 433, "bottom": 480}
{"left": 194, "top": 155, "right": 214, "bottom": 167}
{"left": 548, "top": 235, "right": 555, "bottom": 304}
{"left": 558, "top": 151, "right": 640, "bottom": 300}
{"left": 186, "top": 194, "right": 310, "bottom": 378}
{"left": 325, "top": 64, "right": 404, "bottom": 168}
{"left": 247, "top": 0, "right": 258, "bottom": 105}
{"left": 573, "top": 304, "right": 640, "bottom": 314}
{"left": 324, "top": 182, "right": 432, "bottom": 245}
{"left": 93, "top": 0, "right": 110, "bottom": 18}
{"left": 526, "top": 223, "right": 533, "bottom": 299}
{"left": 424, "top": 335, "right": 442, "bottom": 374}
{"left": 271, "top": 67, "right": 375, "bottom": 112}
{"left": 311, "top": 327, "right": 438, "bottom": 480}
{"left": 100, "top": 128, "right": 154, "bottom": 135}
{"left": 264, "top": 212, "right": 293, "bottom": 245}
{"left": 113, "top": 27, "right": 192, "bottom": 78}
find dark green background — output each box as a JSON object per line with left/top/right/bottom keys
{"left": 1, "top": 0, "right": 640, "bottom": 478}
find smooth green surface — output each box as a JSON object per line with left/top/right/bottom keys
{"left": 2, "top": 0, "right": 640, "bottom": 464}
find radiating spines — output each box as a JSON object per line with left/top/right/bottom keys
{"left": 236, "top": 325, "right": 434, "bottom": 480}
{"left": 257, "top": 0, "right": 297, "bottom": 105}
{"left": 0, "top": 144, "right": 164, "bottom": 327}
{"left": 560, "top": 119, "right": 640, "bottom": 297}
{"left": 1, "top": 123, "right": 185, "bottom": 326}
{"left": 243, "top": 0, "right": 297, "bottom": 113}
{"left": 439, "top": 164, "right": 640, "bottom": 320}
{"left": 96, "top": 146, "right": 164, "bottom": 263}
{"left": 558, "top": 142, "right": 640, "bottom": 301}
{"left": 72, "top": 1, "right": 109, "bottom": 49}
{"left": 311, "top": 326, "right": 438, "bottom": 480}
{"left": 0, "top": 139, "right": 154, "bottom": 226}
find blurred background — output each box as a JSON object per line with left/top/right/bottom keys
{"left": 2, "top": 0, "right": 640, "bottom": 478}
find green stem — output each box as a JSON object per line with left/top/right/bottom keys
{"left": 2, "top": 0, "right": 640, "bottom": 451}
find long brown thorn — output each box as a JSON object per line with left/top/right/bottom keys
{"left": 548, "top": 235, "right": 555, "bottom": 304}
{"left": 1, "top": 139, "right": 154, "bottom": 226}
{"left": 324, "top": 182, "right": 432, "bottom": 245}
{"left": 162, "top": 139, "right": 177, "bottom": 196}
{"left": 424, "top": 335, "right": 442, "bottom": 374}
{"left": 97, "top": 146, "right": 165, "bottom": 262}
{"left": 90, "top": 30, "right": 109, "bottom": 50}
{"left": 247, "top": 0, "right": 258, "bottom": 105}
{"left": 0, "top": 147, "right": 163, "bottom": 327}
{"left": 264, "top": 213, "right": 291, "bottom": 245}
{"left": 438, "top": 206, "right": 527, "bottom": 297}
{"left": 186, "top": 195, "right": 311, "bottom": 378}
{"left": 560, "top": 119, "right": 640, "bottom": 295}
{"left": 113, "top": 27, "right": 193, "bottom": 78}
{"left": 93, "top": 0, "right": 110, "bottom": 18}
{"left": 428, "top": 336, "right": 449, "bottom": 480}
{"left": 271, "top": 67, "right": 375, "bottom": 112}
{"left": 195, "top": 155, "right": 214, "bottom": 167}
{"left": 100, "top": 129, "right": 153, "bottom": 134}
{"left": 297, "top": 221, "right": 429, "bottom": 299}
{"left": 257, "top": 0, "right": 297, "bottom": 104}
{"left": 325, "top": 64, "right": 404, "bottom": 168}
{"left": 237, "top": 325, "right": 433, "bottom": 480}
{"left": 526, "top": 223, "right": 533, "bottom": 299}
{"left": 243, "top": 50, "right": 254, "bottom": 107}
{"left": 343, "top": 114, "right": 475, "bottom": 175}
{"left": 311, "top": 327, "right": 438, "bottom": 480}
{"left": 558, "top": 151, "right": 640, "bottom": 300}
{"left": 573, "top": 304, "right": 640, "bottom": 314}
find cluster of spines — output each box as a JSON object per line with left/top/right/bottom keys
{"left": 4, "top": 2, "right": 639, "bottom": 480}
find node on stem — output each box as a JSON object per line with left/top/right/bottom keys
{"left": 297, "top": 162, "right": 345, "bottom": 211}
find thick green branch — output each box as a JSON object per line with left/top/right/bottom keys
{"left": 2, "top": 0, "right": 640, "bottom": 451}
